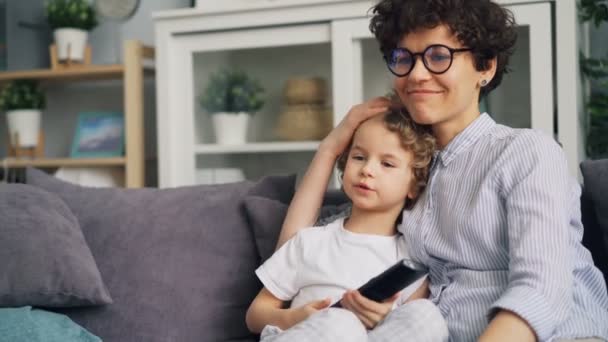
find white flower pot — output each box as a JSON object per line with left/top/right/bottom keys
{"left": 211, "top": 112, "right": 250, "bottom": 145}
{"left": 54, "top": 28, "right": 88, "bottom": 61}
{"left": 6, "top": 109, "right": 41, "bottom": 147}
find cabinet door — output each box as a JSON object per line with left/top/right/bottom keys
{"left": 331, "top": 2, "right": 553, "bottom": 135}
{"left": 159, "top": 23, "right": 332, "bottom": 187}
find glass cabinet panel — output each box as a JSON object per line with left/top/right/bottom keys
{"left": 174, "top": 22, "right": 332, "bottom": 184}
{"left": 192, "top": 43, "right": 333, "bottom": 144}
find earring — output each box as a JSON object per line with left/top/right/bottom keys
{"left": 480, "top": 80, "right": 488, "bottom": 86}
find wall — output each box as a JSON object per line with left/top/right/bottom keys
{"left": 90, "top": 0, "right": 190, "bottom": 64}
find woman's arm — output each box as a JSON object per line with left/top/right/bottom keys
{"left": 245, "top": 288, "right": 331, "bottom": 333}
{"left": 482, "top": 131, "right": 575, "bottom": 341}
{"left": 276, "top": 148, "right": 337, "bottom": 247}
{"left": 478, "top": 310, "right": 536, "bottom": 342}
{"left": 276, "top": 97, "right": 391, "bottom": 248}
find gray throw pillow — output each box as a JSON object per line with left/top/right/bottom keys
{"left": 581, "top": 159, "right": 608, "bottom": 264}
{"left": 244, "top": 196, "right": 289, "bottom": 262}
{"left": 0, "top": 184, "right": 111, "bottom": 308}
{"left": 244, "top": 189, "right": 351, "bottom": 262}
{"left": 26, "top": 168, "right": 294, "bottom": 342}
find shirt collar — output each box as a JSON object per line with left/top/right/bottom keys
{"left": 437, "top": 113, "right": 496, "bottom": 167}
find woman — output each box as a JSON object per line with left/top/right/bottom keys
{"left": 276, "top": 0, "right": 608, "bottom": 341}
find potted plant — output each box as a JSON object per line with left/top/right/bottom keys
{"left": 0, "top": 80, "right": 46, "bottom": 148}
{"left": 45, "top": 0, "right": 98, "bottom": 62}
{"left": 580, "top": 0, "right": 608, "bottom": 158}
{"left": 199, "top": 69, "right": 264, "bottom": 144}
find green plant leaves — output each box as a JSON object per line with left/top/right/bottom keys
{"left": 0, "top": 80, "right": 46, "bottom": 111}
{"left": 199, "top": 69, "right": 265, "bottom": 114}
{"left": 579, "top": 0, "right": 608, "bottom": 159}
{"left": 45, "top": 0, "right": 98, "bottom": 31}
{"left": 581, "top": 56, "right": 608, "bottom": 79}
{"left": 579, "top": 0, "right": 608, "bottom": 27}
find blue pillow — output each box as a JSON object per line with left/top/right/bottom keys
{"left": 0, "top": 306, "right": 100, "bottom": 342}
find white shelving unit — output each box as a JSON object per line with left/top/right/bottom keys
{"left": 153, "top": 0, "right": 583, "bottom": 188}
{"left": 194, "top": 142, "right": 320, "bottom": 154}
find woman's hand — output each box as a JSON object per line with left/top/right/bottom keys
{"left": 276, "top": 96, "right": 391, "bottom": 247}
{"left": 339, "top": 290, "right": 399, "bottom": 329}
{"left": 320, "top": 96, "right": 391, "bottom": 157}
{"left": 285, "top": 298, "right": 331, "bottom": 329}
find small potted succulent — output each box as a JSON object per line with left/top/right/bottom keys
{"left": 45, "top": 0, "right": 98, "bottom": 62}
{"left": 0, "top": 80, "right": 46, "bottom": 148}
{"left": 199, "top": 69, "right": 264, "bottom": 144}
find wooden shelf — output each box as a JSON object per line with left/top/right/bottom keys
{"left": 0, "top": 41, "right": 154, "bottom": 188}
{"left": 0, "top": 65, "right": 154, "bottom": 84}
{"left": 0, "top": 65, "right": 125, "bottom": 83}
{"left": 2, "top": 157, "right": 126, "bottom": 168}
{"left": 194, "top": 141, "right": 320, "bottom": 154}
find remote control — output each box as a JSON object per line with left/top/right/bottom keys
{"left": 332, "top": 259, "right": 427, "bottom": 307}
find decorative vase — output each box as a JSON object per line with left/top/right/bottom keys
{"left": 211, "top": 112, "right": 250, "bottom": 145}
{"left": 6, "top": 109, "right": 42, "bottom": 147}
{"left": 284, "top": 77, "right": 327, "bottom": 105}
{"left": 53, "top": 28, "right": 88, "bottom": 61}
{"left": 276, "top": 104, "right": 332, "bottom": 141}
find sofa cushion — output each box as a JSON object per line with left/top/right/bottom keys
{"left": 580, "top": 159, "right": 608, "bottom": 282}
{"left": 0, "top": 184, "right": 111, "bottom": 308}
{"left": 0, "top": 306, "right": 101, "bottom": 342}
{"left": 242, "top": 175, "right": 297, "bottom": 262}
{"left": 26, "top": 168, "right": 294, "bottom": 342}
{"left": 244, "top": 189, "right": 351, "bottom": 263}
{"left": 244, "top": 196, "right": 289, "bottom": 263}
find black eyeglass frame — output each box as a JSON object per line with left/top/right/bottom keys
{"left": 383, "top": 44, "right": 473, "bottom": 77}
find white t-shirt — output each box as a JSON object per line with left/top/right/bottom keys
{"left": 255, "top": 217, "right": 426, "bottom": 309}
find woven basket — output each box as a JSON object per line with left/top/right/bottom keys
{"left": 275, "top": 104, "right": 332, "bottom": 141}
{"left": 284, "top": 77, "right": 328, "bottom": 105}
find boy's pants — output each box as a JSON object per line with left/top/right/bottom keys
{"left": 260, "top": 299, "right": 448, "bottom": 342}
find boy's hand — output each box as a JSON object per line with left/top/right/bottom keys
{"left": 320, "top": 97, "right": 390, "bottom": 157}
{"left": 339, "top": 290, "right": 399, "bottom": 329}
{"left": 285, "top": 298, "right": 331, "bottom": 329}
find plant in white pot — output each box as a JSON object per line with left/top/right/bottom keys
{"left": 46, "top": 0, "right": 98, "bottom": 62}
{"left": 0, "top": 80, "right": 46, "bottom": 148}
{"left": 199, "top": 69, "right": 264, "bottom": 145}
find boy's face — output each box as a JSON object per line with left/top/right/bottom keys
{"left": 342, "top": 116, "right": 416, "bottom": 213}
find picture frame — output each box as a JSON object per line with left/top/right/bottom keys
{"left": 70, "top": 112, "right": 124, "bottom": 158}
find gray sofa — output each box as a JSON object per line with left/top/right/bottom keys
{"left": 0, "top": 160, "right": 606, "bottom": 342}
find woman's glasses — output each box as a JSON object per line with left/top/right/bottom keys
{"left": 384, "top": 44, "right": 473, "bottom": 77}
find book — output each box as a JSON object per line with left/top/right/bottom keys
{"left": 332, "top": 259, "right": 427, "bottom": 307}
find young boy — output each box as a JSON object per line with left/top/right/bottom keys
{"left": 246, "top": 109, "right": 448, "bottom": 342}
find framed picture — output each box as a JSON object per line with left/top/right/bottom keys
{"left": 70, "top": 112, "right": 124, "bottom": 158}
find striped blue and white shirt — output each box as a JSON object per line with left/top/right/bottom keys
{"left": 399, "top": 114, "right": 608, "bottom": 341}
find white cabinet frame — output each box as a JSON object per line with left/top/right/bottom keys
{"left": 154, "top": 0, "right": 582, "bottom": 187}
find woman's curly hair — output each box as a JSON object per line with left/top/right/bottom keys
{"left": 369, "top": 0, "right": 517, "bottom": 99}
{"left": 337, "top": 106, "right": 436, "bottom": 209}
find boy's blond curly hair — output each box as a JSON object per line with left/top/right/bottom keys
{"left": 336, "top": 106, "right": 436, "bottom": 209}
